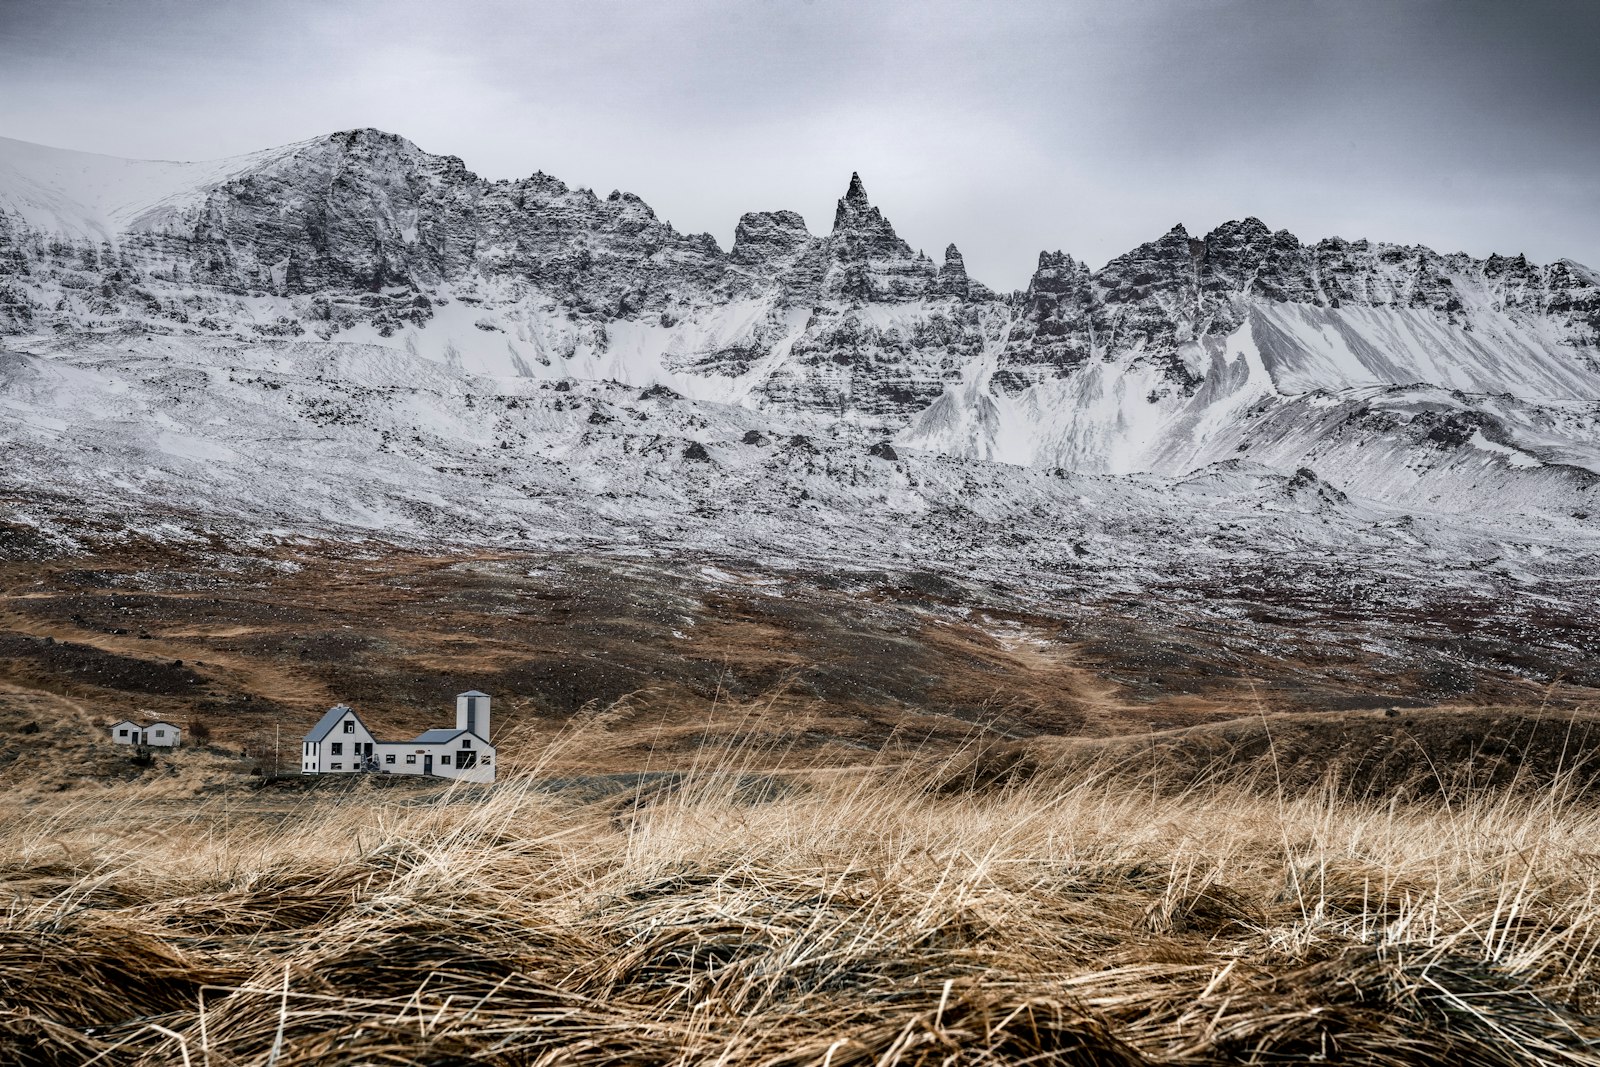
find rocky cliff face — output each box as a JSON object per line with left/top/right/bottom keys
{"left": 116, "top": 129, "right": 734, "bottom": 330}
{"left": 995, "top": 217, "right": 1600, "bottom": 396}
{"left": 5, "top": 129, "right": 1597, "bottom": 383}
{"left": 3, "top": 128, "right": 1599, "bottom": 511}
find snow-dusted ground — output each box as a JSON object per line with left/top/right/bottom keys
{"left": 2, "top": 332, "right": 1593, "bottom": 624}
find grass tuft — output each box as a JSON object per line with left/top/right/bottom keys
{"left": 4, "top": 736, "right": 1600, "bottom": 1065}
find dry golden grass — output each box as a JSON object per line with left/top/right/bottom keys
{"left": 4, "top": 720, "right": 1600, "bottom": 1066}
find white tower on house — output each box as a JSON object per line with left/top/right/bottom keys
{"left": 456, "top": 690, "right": 491, "bottom": 740}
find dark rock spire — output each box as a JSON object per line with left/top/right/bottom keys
{"left": 844, "top": 171, "right": 869, "bottom": 207}
{"left": 834, "top": 172, "right": 878, "bottom": 232}
{"left": 932, "top": 243, "right": 970, "bottom": 298}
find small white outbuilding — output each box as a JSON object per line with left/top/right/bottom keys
{"left": 144, "top": 722, "right": 181, "bottom": 748}
{"left": 109, "top": 719, "right": 181, "bottom": 748}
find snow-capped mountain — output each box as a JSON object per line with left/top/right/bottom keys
{"left": 1, "top": 127, "right": 1597, "bottom": 568}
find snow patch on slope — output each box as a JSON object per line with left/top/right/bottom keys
{"left": 0, "top": 135, "right": 308, "bottom": 244}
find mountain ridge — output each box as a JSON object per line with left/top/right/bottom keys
{"left": 1, "top": 125, "right": 1598, "bottom": 538}
{"left": 4, "top": 127, "right": 1596, "bottom": 311}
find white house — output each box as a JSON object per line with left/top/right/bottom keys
{"left": 301, "top": 704, "right": 378, "bottom": 773}
{"left": 109, "top": 719, "right": 181, "bottom": 748}
{"left": 301, "top": 691, "right": 495, "bottom": 783}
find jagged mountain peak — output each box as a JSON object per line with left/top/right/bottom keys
{"left": 1030, "top": 249, "right": 1094, "bottom": 273}
{"left": 324, "top": 126, "right": 417, "bottom": 149}
{"left": 930, "top": 242, "right": 970, "bottom": 298}
{"left": 843, "top": 171, "right": 869, "bottom": 208}
{"left": 285, "top": 127, "right": 469, "bottom": 175}
{"left": 832, "top": 171, "right": 885, "bottom": 233}
{"left": 1207, "top": 216, "right": 1272, "bottom": 240}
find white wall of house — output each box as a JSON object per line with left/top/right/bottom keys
{"left": 374, "top": 741, "right": 427, "bottom": 775}
{"left": 374, "top": 735, "right": 496, "bottom": 783}
{"left": 302, "top": 711, "right": 376, "bottom": 773}
{"left": 438, "top": 734, "right": 494, "bottom": 784}
{"left": 110, "top": 721, "right": 142, "bottom": 745}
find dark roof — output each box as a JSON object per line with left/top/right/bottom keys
{"left": 145, "top": 721, "right": 181, "bottom": 729}
{"left": 304, "top": 704, "right": 362, "bottom": 743}
{"left": 412, "top": 727, "right": 466, "bottom": 744}
{"left": 410, "top": 727, "right": 491, "bottom": 745}
{"left": 458, "top": 690, "right": 490, "bottom": 698}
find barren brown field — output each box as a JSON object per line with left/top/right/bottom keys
{"left": 5, "top": 536, "right": 1600, "bottom": 1064}
{"left": 2, "top": 531, "right": 1595, "bottom": 789}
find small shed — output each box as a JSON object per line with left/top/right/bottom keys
{"left": 144, "top": 721, "right": 181, "bottom": 749}
{"left": 111, "top": 720, "right": 182, "bottom": 748}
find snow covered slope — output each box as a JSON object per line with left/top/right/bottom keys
{"left": 0, "top": 135, "right": 309, "bottom": 243}
{"left": 1, "top": 127, "right": 1598, "bottom": 549}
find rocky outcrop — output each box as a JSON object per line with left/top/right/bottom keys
{"left": 11, "top": 129, "right": 735, "bottom": 335}
{"left": 930, "top": 243, "right": 992, "bottom": 301}
{"left": 989, "top": 215, "right": 1600, "bottom": 398}
{"left": 731, "top": 210, "right": 812, "bottom": 269}
{"left": 995, "top": 251, "right": 1095, "bottom": 389}
{"left": 813, "top": 172, "right": 937, "bottom": 303}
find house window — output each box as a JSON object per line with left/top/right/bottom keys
{"left": 441, "top": 754, "right": 452, "bottom": 765}
{"left": 154, "top": 730, "right": 165, "bottom": 738}
{"left": 331, "top": 762, "right": 343, "bottom": 770}
{"left": 118, "top": 729, "right": 128, "bottom": 737}
{"left": 461, "top": 738, "right": 471, "bottom": 748}
{"left": 385, "top": 754, "right": 395, "bottom": 764}
{"left": 483, "top": 757, "right": 490, "bottom": 765}
{"left": 406, "top": 755, "right": 416, "bottom": 764}
{"left": 331, "top": 742, "right": 343, "bottom": 755}
{"left": 343, "top": 720, "right": 354, "bottom": 733}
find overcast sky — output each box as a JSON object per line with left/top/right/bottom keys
{"left": 1, "top": 0, "right": 1596, "bottom": 290}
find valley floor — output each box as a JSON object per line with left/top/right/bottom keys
{"left": 1, "top": 528, "right": 1596, "bottom": 801}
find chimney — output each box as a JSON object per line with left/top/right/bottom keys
{"left": 456, "top": 691, "right": 491, "bottom": 740}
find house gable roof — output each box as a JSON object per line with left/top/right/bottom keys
{"left": 411, "top": 727, "right": 466, "bottom": 744}
{"left": 145, "top": 721, "right": 181, "bottom": 729}
{"left": 110, "top": 720, "right": 142, "bottom": 729}
{"left": 409, "top": 727, "right": 491, "bottom": 746}
{"left": 458, "top": 690, "right": 489, "bottom": 698}
{"left": 304, "top": 704, "right": 365, "bottom": 743}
